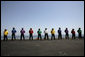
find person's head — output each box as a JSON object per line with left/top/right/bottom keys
{"left": 59, "top": 27, "right": 61, "bottom": 30}
{"left": 72, "top": 29, "right": 74, "bottom": 31}
{"left": 52, "top": 28, "right": 54, "bottom": 30}
{"left": 13, "top": 27, "right": 15, "bottom": 30}
{"left": 22, "top": 28, "right": 23, "bottom": 30}
{"left": 38, "top": 28, "right": 40, "bottom": 30}
{"left": 30, "top": 28, "right": 32, "bottom": 30}
{"left": 45, "top": 28, "right": 47, "bottom": 30}
{"left": 79, "top": 28, "right": 81, "bottom": 30}
{"left": 4, "top": 29, "right": 7, "bottom": 31}
{"left": 66, "top": 28, "right": 68, "bottom": 30}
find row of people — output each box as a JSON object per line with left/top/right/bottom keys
{"left": 3, "top": 27, "right": 82, "bottom": 41}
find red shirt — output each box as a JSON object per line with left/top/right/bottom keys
{"left": 71, "top": 30, "right": 75, "bottom": 34}
{"left": 29, "top": 30, "right": 33, "bottom": 34}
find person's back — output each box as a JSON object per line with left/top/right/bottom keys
{"left": 37, "top": 29, "right": 42, "bottom": 34}
{"left": 4, "top": 29, "right": 8, "bottom": 36}
{"left": 58, "top": 28, "right": 62, "bottom": 39}
{"left": 51, "top": 29, "right": 55, "bottom": 34}
{"left": 51, "top": 28, "right": 55, "bottom": 40}
{"left": 77, "top": 28, "right": 82, "bottom": 34}
{"left": 71, "top": 29, "right": 75, "bottom": 34}
{"left": 58, "top": 29, "right": 61, "bottom": 35}
{"left": 65, "top": 29, "right": 68, "bottom": 34}
{"left": 20, "top": 28, "right": 25, "bottom": 34}
{"left": 11, "top": 27, "right": 16, "bottom": 40}
{"left": 37, "top": 28, "right": 42, "bottom": 40}
{"left": 71, "top": 29, "right": 75, "bottom": 39}
{"left": 29, "top": 28, "right": 33, "bottom": 40}
{"left": 29, "top": 28, "right": 33, "bottom": 34}
{"left": 44, "top": 28, "right": 49, "bottom": 40}
{"left": 3, "top": 29, "right": 8, "bottom": 41}
{"left": 20, "top": 28, "right": 25, "bottom": 40}
{"left": 12, "top": 28, "right": 16, "bottom": 34}
{"left": 64, "top": 28, "right": 69, "bottom": 39}
{"left": 44, "top": 29, "right": 48, "bottom": 34}
{"left": 77, "top": 28, "right": 82, "bottom": 38}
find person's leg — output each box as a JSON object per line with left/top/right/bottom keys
{"left": 38, "top": 34, "right": 39, "bottom": 40}
{"left": 79, "top": 33, "right": 82, "bottom": 39}
{"left": 6, "top": 35, "right": 8, "bottom": 41}
{"left": 44, "top": 34, "right": 46, "bottom": 40}
{"left": 47, "top": 34, "right": 49, "bottom": 40}
{"left": 51, "top": 34, "right": 53, "bottom": 40}
{"left": 72, "top": 34, "right": 74, "bottom": 39}
{"left": 32, "top": 34, "right": 33, "bottom": 40}
{"left": 61, "top": 35, "right": 62, "bottom": 39}
{"left": 74, "top": 34, "right": 75, "bottom": 39}
{"left": 46, "top": 34, "right": 47, "bottom": 40}
{"left": 23, "top": 34, "right": 25, "bottom": 40}
{"left": 65, "top": 35, "right": 67, "bottom": 39}
{"left": 14, "top": 34, "right": 16, "bottom": 40}
{"left": 59, "top": 35, "right": 60, "bottom": 40}
{"left": 58, "top": 35, "right": 59, "bottom": 40}
{"left": 40, "top": 34, "right": 42, "bottom": 40}
{"left": 54, "top": 34, "right": 55, "bottom": 40}
{"left": 20, "top": 34, "right": 22, "bottom": 40}
{"left": 11, "top": 34, "right": 13, "bottom": 40}
{"left": 3, "top": 35, "right": 5, "bottom": 41}
{"left": 30, "top": 34, "right": 32, "bottom": 40}
{"left": 29, "top": 34, "right": 31, "bottom": 40}
{"left": 66, "top": 34, "right": 69, "bottom": 39}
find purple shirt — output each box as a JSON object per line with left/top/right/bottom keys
{"left": 20, "top": 30, "right": 25, "bottom": 34}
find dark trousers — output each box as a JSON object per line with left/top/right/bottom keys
{"left": 44, "top": 33, "right": 49, "bottom": 40}
{"left": 65, "top": 33, "right": 69, "bottom": 39}
{"left": 29, "top": 34, "right": 33, "bottom": 40}
{"left": 72, "top": 34, "right": 75, "bottom": 39}
{"left": 58, "top": 34, "right": 62, "bottom": 39}
{"left": 38, "top": 34, "right": 42, "bottom": 40}
{"left": 78, "top": 33, "right": 82, "bottom": 38}
{"left": 3, "top": 35, "right": 8, "bottom": 41}
{"left": 12, "top": 33, "right": 16, "bottom": 40}
{"left": 51, "top": 34, "right": 55, "bottom": 40}
{"left": 20, "top": 34, "right": 25, "bottom": 40}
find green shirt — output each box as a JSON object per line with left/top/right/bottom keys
{"left": 77, "top": 30, "right": 82, "bottom": 33}
{"left": 37, "top": 30, "right": 42, "bottom": 34}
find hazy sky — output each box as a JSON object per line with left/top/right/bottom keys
{"left": 1, "top": 1, "right": 84, "bottom": 36}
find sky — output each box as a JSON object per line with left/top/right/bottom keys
{"left": 1, "top": 1, "right": 84, "bottom": 36}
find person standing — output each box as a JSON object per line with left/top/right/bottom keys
{"left": 29, "top": 28, "right": 33, "bottom": 40}
{"left": 71, "top": 29, "right": 76, "bottom": 39}
{"left": 64, "top": 28, "right": 69, "bottom": 39}
{"left": 51, "top": 28, "right": 55, "bottom": 40}
{"left": 37, "top": 28, "right": 42, "bottom": 40}
{"left": 3, "top": 29, "right": 8, "bottom": 41}
{"left": 44, "top": 28, "right": 49, "bottom": 40}
{"left": 77, "top": 28, "right": 82, "bottom": 39}
{"left": 20, "top": 28, "right": 25, "bottom": 40}
{"left": 58, "top": 28, "right": 62, "bottom": 40}
{"left": 11, "top": 27, "right": 16, "bottom": 40}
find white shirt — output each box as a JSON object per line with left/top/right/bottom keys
{"left": 44, "top": 30, "right": 48, "bottom": 34}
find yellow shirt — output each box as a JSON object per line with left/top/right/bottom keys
{"left": 4, "top": 31, "right": 8, "bottom": 35}
{"left": 51, "top": 30, "right": 55, "bottom": 34}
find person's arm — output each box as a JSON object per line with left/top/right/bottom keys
{"left": 40, "top": 31, "right": 42, "bottom": 34}
{"left": 7, "top": 31, "right": 8, "bottom": 34}
{"left": 54, "top": 30, "right": 55, "bottom": 34}
{"left": 24, "top": 30, "right": 25, "bottom": 33}
{"left": 33, "top": 32, "right": 34, "bottom": 33}
{"left": 71, "top": 31, "right": 72, "bottom": 33}
{"left": 15, "top": 30, "right": 16, "bottom": 33}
